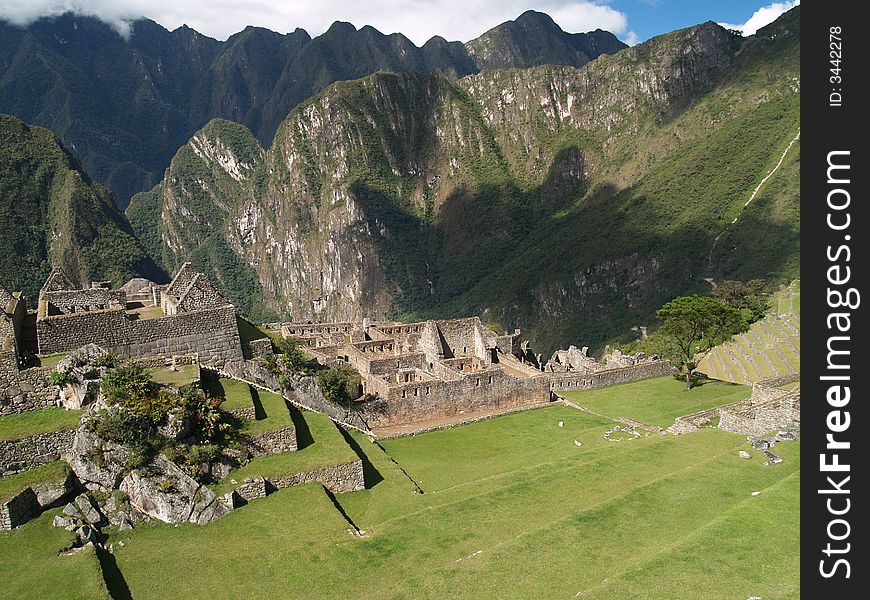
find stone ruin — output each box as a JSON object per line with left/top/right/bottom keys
{"left": 266, "top": 317, "right": 672, "bottom": 432}
{"left": 35, "top": 262, "right": 244, "bottom": 367}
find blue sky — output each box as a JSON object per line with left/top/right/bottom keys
{"left": 1, "top": 1, "right": 800, "bottom": 45}
{"left": 609, "top": 0, "right": 799, "bottom": 42}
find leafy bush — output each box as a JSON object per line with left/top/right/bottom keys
{"left": 316, "top": 365, "right": 362, "bottom": 408}
{"left": 49, "top": 370, "right": 75, "bottom": 386}
{"left": 178, "top": 387, "right": 228, "bottom": 443}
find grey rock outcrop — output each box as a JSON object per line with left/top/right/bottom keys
{"left": 120, "top": 455, "right": 231, "bottom": 525}
{"left": 66, "top": 425, "right": 132, "bottom": 492}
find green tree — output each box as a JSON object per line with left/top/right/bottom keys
{"left": 316, "top": 364, "right": 362, "bottom": 408}
{"left": 655, "top": 295, "right": 748, "bottom": 390}
{"left": 711, "top": 279, "right": 768, "bottom": 322}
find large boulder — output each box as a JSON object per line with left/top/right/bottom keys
{"left": 31, "top": 469, "right": 78, "bottom": 508}
{"left": 66, "top": 426, "right": 132, "bottom": 492}
{"left": 120, "top": 455, "right": 231, "bottom": 525}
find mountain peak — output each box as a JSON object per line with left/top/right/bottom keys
{"left": 514, "top": 10, "right": 561, "bottom": 30}
{"left": 465, "top": 11, "right": 626, "bottom": 70}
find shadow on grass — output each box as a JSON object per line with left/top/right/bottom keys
{"left": 250, "top": 387, "right": 267, "bottom": 420}
{"left": 201, "top": 372, "right": 226, "bottom": 398}
{"left": 288, "top": 405, "right": 314, "bottom": 449}
{"left": 337, "top": 427, "right": 384, "bottom": 489}
{"left": 97, "top": 546, "right": 132, "bottom": 600}
{"left": 322, "top": 486, "right": 360, "bottom": 532}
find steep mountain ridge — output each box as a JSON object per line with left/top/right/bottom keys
{"left": 0, "top": 12, "right": 626, "bottom": 208}
{"left": 0, "top": 114, "right": 161, "bottom": 300}
{"left": 127, "top": 8, "right": 800, "bottom": 351}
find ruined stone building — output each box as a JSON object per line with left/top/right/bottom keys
{"left": 270, "top": 316, "right": 671, "bottom": 431}
{"left": 35, "top": 263, "right": 243, "bottom": 364}
{"left": 2, "top": 264, "right": 244, "bottom": 414}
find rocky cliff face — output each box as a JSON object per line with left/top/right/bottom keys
{"left": 128, "top": 9, "right": 800, "bottom": 351}
{"left": 0, "top": 12, "right": 625, "bottom": 208}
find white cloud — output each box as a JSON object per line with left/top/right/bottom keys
{"left": 718, "top": 0, "right": 799, "bottom": 37}
{"left": 0, "top": 0, "right": 634, "bottom": 45}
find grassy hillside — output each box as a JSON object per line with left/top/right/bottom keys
{"left": 36, "top": 390, "right": 798, "bottom": 599}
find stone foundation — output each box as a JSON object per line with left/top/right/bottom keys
{"left": 1, "top": 364, "right": 59, "bottom": 415}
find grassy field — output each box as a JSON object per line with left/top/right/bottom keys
{"left": 102, "top": 398, "right": 796, "bottom": 599}
{"left": 241, "top": 390, "right": 294, "bottom": 435}
{"left": 201, "top": 376, "right": 253, "bottom": 411}
{"left": 149, "top": 364, "right": 200, "bottom": 388}
{"left": 0, "top": 408, "right": 82, "bottom": 442}
{"left": 560, "top": 376, "right": 751, "bottom": 427}
{"left": 0, "top": 510, "right": 109, "bottom": 600}
{"left": 211, "top": 410, "right": 358, "bottom": 494}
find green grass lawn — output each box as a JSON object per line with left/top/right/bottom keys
{"left": 0, "top": 461, "right": 72, "bottom": 504}
{"left": 200, "top": 377, "right": 292, "bottom": 434}
{"left": 241, "top": 390, "right": 294, "bottom": 436}
{"left": 201, "top": 376, "right": 253, "bottom": 411}
{"left": 560, "top": 376, "right": 752, "bottom": 427}
{"left": 1, "top": 378, "right": 798, "bottom": 599}
{"left": 149, "top": 364, "right": 200, "bottom": 388}
{"left": 101, "top": 402, "right": 798, "bottom": 599}
{"left": 211, "top": 410, "right": 357, "bottom": 494}
{"left": 0, "top": 509, "right": 109, "bottom": 600}
{"left": 0, "top": 408, "right": 82, "bottom": 442}
{"left": 36, "top": 352, "right": 68, "bottom": 368}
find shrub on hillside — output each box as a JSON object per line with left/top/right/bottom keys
{"left": 316, "top": 365, "right": 362, "bottom": 408}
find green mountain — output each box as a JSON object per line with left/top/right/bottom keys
{"left": 0, "top": 12, "right": 625, "bottom": 209}
{"left": 127, "top": 8, "right": 800, "bottom": 352}
{"left": 0, "top": 114, "right": 162, "bottom": 301}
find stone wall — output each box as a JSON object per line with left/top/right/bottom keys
{"left": 0, "top": 488, "right": 38, "bottom": 530}
{"left": 1, "top": 366, "right": 59, "bottom": 415}
{"left": 248, "top": 427, "right": 298, "bottom": 457}
{"left": 225, "top": 460, "right": 364, "bottom": 507}
{"left": 357, "top": 366, "right": 551, "bottom": 429}
{"left": 548, "top": 360, "right": 674, "bottom": 392}
{"left": 268, "top": 459, "right": 364, "bottom": 494}
{"left": 0, "top": 430, "right": 75, "bottom": 476}
{"left": 36, "top": 308, "right": 128, "bottom": 354}
{"left": 37, "top": 305, "right": 243, "bottom": 367}
{"left": 718, "top": 387, "right": 800, "bottom": 436}
{"left": 43, "top": 289, "right": 125, "bottom": 314}
{"left": 755, "top": 372, "right": 801, "bottom": 388}
{"left": 669, "top": 384, "right": 801, "bottom": 436}
{"left": 434, "top": 317, "right": 489, "bottom": 361}
{"left": 124, "top": 306, "right": 242, "bottom": 366}
{"left": 247, "top": 339, "right": 273, "bottom": 360}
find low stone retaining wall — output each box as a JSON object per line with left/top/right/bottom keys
{"left": 224, "top": 459, "right": 365, "bottom": 508}
{"left": 227, "top": 407, "right": 256, "bottom": 420}
{"left": 0, "top": 430, "right": 75, "bottom": 476}
{"left": 269, "top": 460, "right": 364, "bottom": 494}
{"left": 615, "top": 417, "right": 665, "bottom": 434}
{"left": 1, "top": 366, "right": 59, "bottom": 415}
{"left": 248, "top": 427, "right": 298, "bottom": 457}
{"left": 670, "top": 383, "right": 800, "bottom": 435}
{"left": 0, "top": 488, "right": 37, "bottom": 530}
{"left": 0, "top": 469, "right": 77, "bottom": 530}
